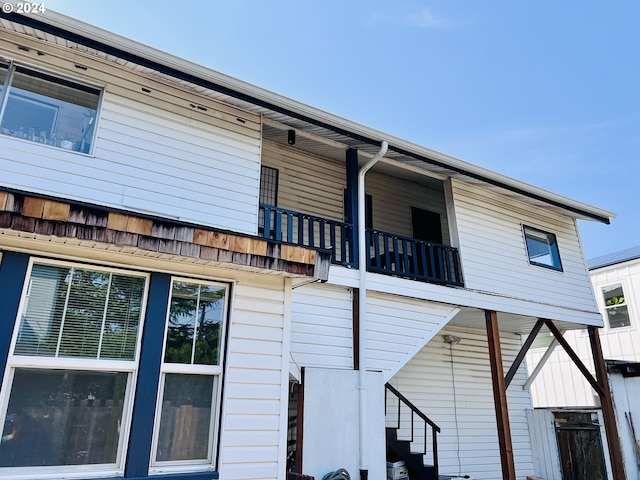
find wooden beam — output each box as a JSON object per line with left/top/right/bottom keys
{"left": 504, "top": 319, "right": 544, "bottom": 388}
{"left": 589, "top": 327, "right": 626, "bottom": 480}
{"left": 485, "top": 310, "right": 516, "bottom": 480}
{"left": 544, "top": 320, "right": 604, "bottom": 396}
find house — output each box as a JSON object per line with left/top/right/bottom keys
{"left": 527, "top": 246, "right": 640, "bottom": 479}
{"left": 0, "top": 8, "right": 621, "bottom": 480}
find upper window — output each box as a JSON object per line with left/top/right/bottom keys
{"left": 0, "top": 63, "right": 101, "bottom": 153}
{"left": 0, "top": 261, "right": 147, "bottom": 475}
{"left": 602, "top": 283, "right": 631, "bottom": 329}
{"left": 523, "top": 225, "right": 563, "bottom": 271}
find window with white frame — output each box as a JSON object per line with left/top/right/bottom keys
{"left": 0, "top": 62, "right": 101, "bottom": 153}
{"left": 151, "top": 279, "right": 228, "bottom": 469}
{"left": 602, "top": 283, "right": 631, "bottom": 329}
{"left": 523, "top": 225, "right": 563, "bottom": 271}
{"left": 0, "top": 260, "right": 147, "bottom": 474}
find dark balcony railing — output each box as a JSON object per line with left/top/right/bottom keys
{"left": 259, "top": 204, "right": 354, "bottom": 266}
{"left": 366, "top": 228, "right": 463, "bottom": 286}
{"left": 258, "top": 205, "right": 463, "bottom": 286}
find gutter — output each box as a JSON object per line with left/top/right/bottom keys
{"left": 0, "top": 11, "right": 615, "bottom": 225}
{"left": 357, "top": 141, "right": 388, "bottom": 480}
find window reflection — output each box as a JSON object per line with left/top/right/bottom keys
{"left": 0, "top": 66, "right": 100, "bottom": 153}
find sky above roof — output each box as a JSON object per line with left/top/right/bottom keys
{"left": 40, "top": 0, "right": 639, "bottom": 259}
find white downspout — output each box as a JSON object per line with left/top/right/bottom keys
{"left": 357, "top": 140, "right": 388, "bottom": 480}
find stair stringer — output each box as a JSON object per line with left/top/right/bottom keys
{"left": 366, "top": 292, "right": 460, "bottom": 382}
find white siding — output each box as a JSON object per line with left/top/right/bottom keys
{"left": 452, "top": 179, "right": 597, "bottom": 314}
{"left": 367, "top": 172, "right": 450, "bottom": 244}
{"left": 219, "top": 278, "right": 288, "bottom": 480}
{"left": 367, "top": 292, "right": 459, "bottom": 380}
{"left": 389, "top": 326, "right": 536, "bottom": 480}
{"left": 262, "top": 140, "right": 346, "bottom": 221}
{"left": 290, "top": 284, "right": 353, "bottom": 373}
{"left": 526, "top": 409, "right": 562, "bottom": 480}
{"left": 0, "top": 40, "right": 262, "bottom": 234}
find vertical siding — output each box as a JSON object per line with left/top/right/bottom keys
{"left": 219, "top": 278, "right": 287, "bottom": 480}
{"left": 367, "top": 292, "right": 459, "bottom": 381}
{"left": 526, "top": 409, "right": 562, "bottom": 480}
{"left": 366, "top": 172, "right": 450, "bottom": 244}
{"left": 290, "top": 284, "right": 353, "bottom": 371}
{"left": 451, "top": 179, "right": 597, "bottom": 313}
{"left": 261, "top": 140, "right": 346, "bottom": 221}
{"left": 389, "top": 326, "right": 535, "bottom": 480}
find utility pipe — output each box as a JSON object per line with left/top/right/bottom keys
{"left": 357, "top": 140, "right": 388, "bottom": 480}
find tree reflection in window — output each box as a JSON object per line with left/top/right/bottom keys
{"left": 164, "top": 282, "right": 226, "bottom": 365}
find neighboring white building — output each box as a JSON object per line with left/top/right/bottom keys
{"left": 526, "top": 246, "right": 640, "bottom": 480}
{"left": 0, "top": 8, "right": 620, "bottom": 480}
{"left": 528, "top": 245, "right": 640, "bottom": 408}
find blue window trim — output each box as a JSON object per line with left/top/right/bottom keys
{"left": 125, "top": 272, "right": 171, "bottom": 478}
{"left": 0, "top": 251, "right": 30, "bottom": 381}
{"left": 0, "top": 258, "right": 221, "bottom": 480}
{"left": 523, "top": 225, "right": 563, "bottom": 272}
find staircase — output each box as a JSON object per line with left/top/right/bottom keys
{"left": 385, "top": 383, "right": 439, "bottom": 480}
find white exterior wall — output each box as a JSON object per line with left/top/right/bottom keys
{"left": 219, "top": 277, "right": 290, "bottom": 480}
{"left": 367, "top": 172, "right": 450, "bottom": 244}
{"left": 451, "top": 179, "right": 598, "bottom": 315}
{"left": 0, "top": 39, "right": 262, "bottom": 235}
{"left": 290, "top": 284, "right": 353, "bottom": 376}
{"left": 262, "top": 140, "right": 346, "bottom": 221}
{"left": 366, "top": 292, "right": 459, "bottom": 381}
{"left": 389, "top": 326, "right": 536, "bottom": 480}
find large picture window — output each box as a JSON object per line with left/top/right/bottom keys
{"left": 602, "top": 283, "right": 631, "bottom": 329}
{"left": 523, "top": 225, "right": 563, "bottom": 271}
{"left": 151, "top": 279, "right": 228, "bottom": 471}
{"left": 0, "top": 260, "right": 147, "bottom": 476}
{"left": 0, "top": 62, "right": 101, "bottom": 153}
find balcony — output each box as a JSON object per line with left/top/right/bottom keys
{"left": 259, "top": 204, "right": 463, "bottom": 287}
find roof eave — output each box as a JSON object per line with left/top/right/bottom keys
{"left": 1, "top": 9, "right": 616, "bottom": 224}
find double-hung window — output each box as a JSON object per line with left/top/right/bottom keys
{"left": 0, "top": 62, "right": 101, "bottom": 153}
{"left": 602, "top": 283, "right": 631, "bottom": 329}
{"left": 151, "top": 279, "right": 228, "bottom": 471}
{"left": 0, "top": 260, "right": 147, "bottom": 476}
{"left": 523, "top": 225, "right": 563, "bottom": 271}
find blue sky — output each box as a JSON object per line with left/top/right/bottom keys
{"left": 43, "top": 0, "right": 639, "bottom": 259}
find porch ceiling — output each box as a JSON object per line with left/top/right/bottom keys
{"left": 0, "top": 11, "right": 615, "bottom": 224}
{"left": 450, "top": 307, "right": 594, "bottom": 336}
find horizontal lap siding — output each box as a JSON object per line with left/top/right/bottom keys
{"left": 367, "top": 172, "right": 450, "bottom": 244}
{"left": 291, "top": 284, "right": 353, "bottom": 370}
{"left": 261, "top": 140, "right": 345, "bottom": 221}
{"left": 366, "top": 292, "right": 458, "bottom": 380}
{"left": 452, "top": 179, "right": 597, "bottom": 313}
{"left": 389, "top": 327, "right": 535, "bottom": 480}
{"left": 221, "top": 279, "right": 287, "bottom": 480}
{"left": 0, "top": 38, "right": 262, "bottom": 234}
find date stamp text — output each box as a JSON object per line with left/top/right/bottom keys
{"left": 2, "top": 3, "right": 46, "bottom": 14}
